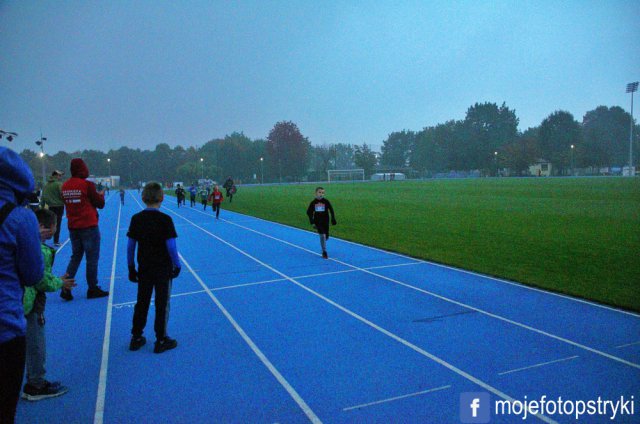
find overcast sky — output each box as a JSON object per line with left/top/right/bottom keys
{"left": 1, "top": 1, "right": 639, "bottom": 154}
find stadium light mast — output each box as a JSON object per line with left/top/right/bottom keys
{"left": 35, "top": 134, "right": 47, "bottom": 185}
{"left": 627, "top": 81, "right": 639, "bottom": 176}
{"left": 0, "top": 129, "right": 18, "bottom": 142}
{"left": 570, "top": 144, "right": 575, "bottom": 176}
{"left": 200, "top": 157, "right": 204, "bottom": 180}
{"left": 260, "top": 157, "right": 264, "bottom": 184}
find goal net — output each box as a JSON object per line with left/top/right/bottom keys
{"left": 327, "top": 169, "right": 365, "bottom": 182}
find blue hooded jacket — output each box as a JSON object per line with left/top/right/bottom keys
{"left": 0, "top": 147, "right": 44, "bottom": 344}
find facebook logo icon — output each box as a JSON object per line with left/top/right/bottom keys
{"left": 460, "top": 392, "right": 490, "bottom": 423}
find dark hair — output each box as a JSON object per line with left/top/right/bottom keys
{"left": 35, "top": 208, "right": 56, "bottom": 228}
{"left": 142, "top": 181, "right": 164, "bottom": 204}
{"left": 315, "top": 187, "right": 324, "bottom": 192}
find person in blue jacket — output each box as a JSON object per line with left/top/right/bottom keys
{"left": 0, "top": 146, "right": 44, "bottom": 424}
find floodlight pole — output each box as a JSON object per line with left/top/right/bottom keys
{"left": 627, "top": 82, "right": 638, "bottom": 176}
{"left": 35, "top": 134, "right": 47, "bottom": 185}
{"left": 260, "top": 157, "right": 264, "bottom": 184}
{"left": 570, "top": 145, "right": 575, "bottom": 176}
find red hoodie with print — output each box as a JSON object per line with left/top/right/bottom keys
{"left": 62, "top": 158, "right": 105, "bottom": 229}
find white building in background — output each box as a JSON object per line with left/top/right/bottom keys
{"left": 528, "top": 160, "right": 552, "bottom": 177}
{"left": 371, "top": 172, "right": 406, "bottom": 181}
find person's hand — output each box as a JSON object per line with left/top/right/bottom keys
{"left": 128, "top": 266, "right": 138, "bottom": 283}
{"left": 171, "top": 266, "right": 181, "bottom": 279}
{"left": 61, "top": 274, "right": 76, "bottom": 290}
{"left": 331, "top": 219, "right": 337, "bottom": 226}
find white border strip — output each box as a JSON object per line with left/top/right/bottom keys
{"left": 164, "top": 206, "right": 556, "bottom": 424}
{"left": 217, "top": 207, "right": 640, "bottom": 318}
{"left": 498, "top": 356, "right": 579, "bottom": 376}
{"left": 343, "top": 385, "right": 451, "bottom": 412}
{"left": 94, "top": 199, "right": 121, "bottom": 424}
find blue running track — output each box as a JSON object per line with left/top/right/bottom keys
{"left": 16, "top": 190, "right": 640, "bottom": 423}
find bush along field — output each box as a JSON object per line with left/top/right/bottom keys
{"left": 174, "top": 177, "right": 640, "bottom": 312}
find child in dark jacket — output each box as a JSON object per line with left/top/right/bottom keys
{"left": 127, "top": 182, "right": 181, "bottom": 354}
{"left": 306, "top": 187, "right": 337, "bottom": 259}
{"left": 22, "top": 209, "right": 76, "bottom": 401}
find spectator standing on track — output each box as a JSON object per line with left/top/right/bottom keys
{"left": 21, "top": 209, "right": 76, "bottom": 401}
{"left": 207, "top": 184, "right": 224, "bottom": 219}
{"left": 189, "top": 184, "right": 197, "bottom": 207}
{"left": 127, "top": 182, "right": 181, "bottom": 354}
{"left": 61, "top": 158, "right": 109, "bottom": 300}
{"left": 119, "top": 188, "right": 125, "bottom": 205}
{"left": 199, "top": 186, "right": 209, "bottom": 210}
{"left": 40, "top": 170, "right": 65, "bottom": 247}
{"left": 0, "top": 146, "right": 44, "bottom": 424}
{"left": 306, "top": 186, "right": 337, "bottom": 259}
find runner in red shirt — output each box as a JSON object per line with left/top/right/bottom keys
{"left": 207, "top": 185, "right": 224, "bottom": 220}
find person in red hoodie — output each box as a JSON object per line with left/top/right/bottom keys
{"left": 207, "top": 184, "right": 224, "bottom": 219}
{"left": 60, "top": 158, "right": 109, "bottom": 300}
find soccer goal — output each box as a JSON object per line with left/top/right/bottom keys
{"left": 327, "top": 169, "right": 365, "bottom": 182}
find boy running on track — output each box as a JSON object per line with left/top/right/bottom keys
{"left": 207, "top": 185, "right": 224, "bottom": 220}
{"left": 306, "top": 187, "right": 337, "bottom": 259}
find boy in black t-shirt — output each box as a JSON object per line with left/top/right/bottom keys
{"left": 126, "top": 182, "right": 181, "bottom": 353}
{"left": 306, "top": 187, "right": 337, "bottom": 259}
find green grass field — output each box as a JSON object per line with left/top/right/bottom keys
{"left": 182, "top": 178, "right": 640, "bottom": 312}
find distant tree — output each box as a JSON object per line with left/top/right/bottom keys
{"left": 582, "top": 106, "right": 635, "bottom": 167}
{"left": 462, "top": 102, "right": 519, "bottom": 171}
{"left": 380, "top": 130, "right": 415, "bottom": 167}
{"left": 539, "top": 111, "right": 583, "bottom": 174}
{"left": 411, "top": 125, "right": 448, "bottom": 173}
{"left": 217, "top": 132, "right": 258, "bottom": 182}
{"left": 310, "top": 145, "right": 334, "bottom": 180}
{"left": 521, "top": 126, "right": 539, "bottom": 140}
{"left": 353, "top": 143, "right": 378, "bottom": 177}
{"left": 266, "top": 121, "right": 311, "bottom": 181}
{"left": 333, "top": 143, "right": 355, "bottom": 169}
{"left": 153, "top": 143, "right": 174, "bottom": 181}
{"left": 501, "top": 137, "right": 541, "bottom": 176}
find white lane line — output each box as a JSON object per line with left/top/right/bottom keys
{"left": 94, "top": 200, "right": 121, "bottom": 424}
{"left": 55, "top": 238, "right": 70, "bottom": 253}
{"left": 110, "top": 263, "right": 419, "bottom": 307}
{"left": 112, "top": 289, "right": 209, "bottom": 308}
{"left": 222, "top": 208, "right": 640, "bottom": 318}
{"left": 217, "top": 216, "right": 640, "bottom": 371}
{"left": 343, "top": 385, "right": 451, "bottom": 412}
{"left": 498, "top": 356, "right": 579, "bottom": 376}
{"left": 180, "top": 254, "right": 322, "bottom": 424}
{"left": 165, "top": 206, "right": 556, "bottom": 424}
{"left": 616, "top": 341, "right": 640, "bottom": 349}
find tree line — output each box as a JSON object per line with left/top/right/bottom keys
{"left": 17, "top": 104, "right": 639, "bottom": 186}
{"left": 383, "top": 103, "right": 638, "bottom": 177}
